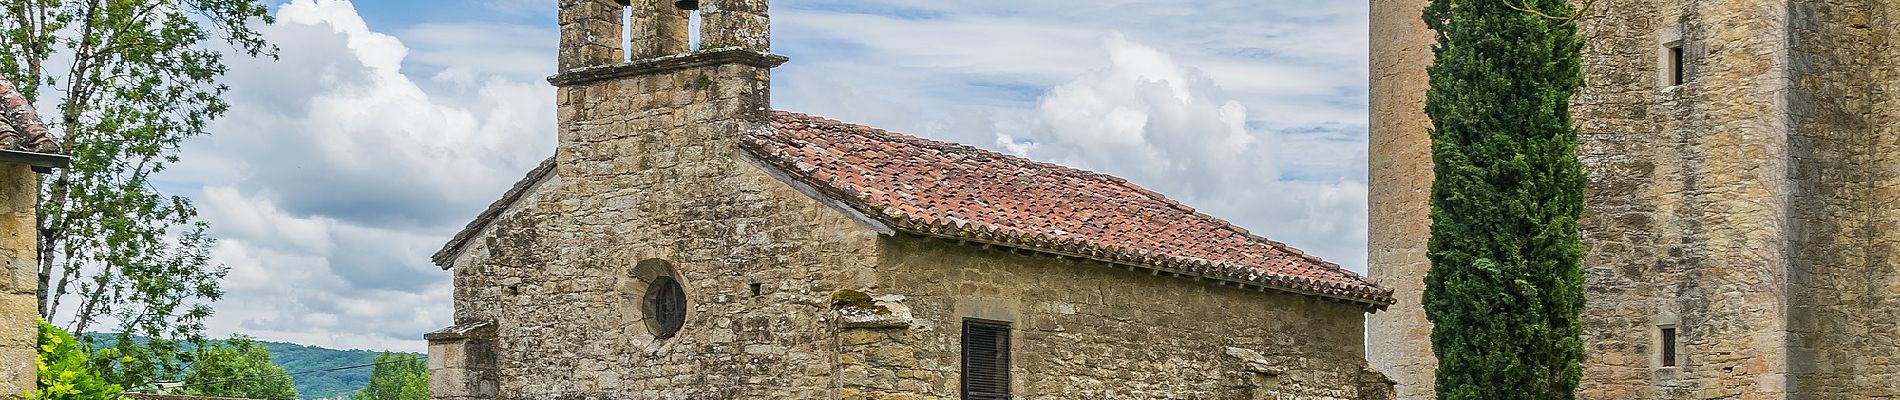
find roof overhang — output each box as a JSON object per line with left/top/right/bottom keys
{"left": 0, "top": 148, "right": 70, "bottom": 172}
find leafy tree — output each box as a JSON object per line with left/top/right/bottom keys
{"left": 351, "top": 353, "right": 427, "bottom": 400}
{"left": 29, "top": 319, "right": 122, "bottom": 400}
{"left": 179, "top": 335, "right": 297, "bottom": 400}
{"left": 1419, "top": 0, "right": 1588, "bottom": 398}
{"left": 0, "top": 0, "right": 275, "bottom": 388}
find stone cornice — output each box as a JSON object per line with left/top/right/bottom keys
{"left": 547, "top": 47, "right": 789, "bottom": 87}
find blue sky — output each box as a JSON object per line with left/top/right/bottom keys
{"left": 157, "top": 0, "right": 1372, "bottom": 352}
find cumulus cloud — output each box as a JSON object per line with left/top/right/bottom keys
{"left": 996, "top": 35, "right": 1369, "bottom": 271}
{"left": 166, "top": 0, "right": 556, "bottom": 351}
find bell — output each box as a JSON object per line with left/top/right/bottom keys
{"left": 674, "top": 0, "right": 699, "bottom": 10}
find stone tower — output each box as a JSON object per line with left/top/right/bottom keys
{"left": 1368, "top": 0, "right": 1900, "bottom": 399}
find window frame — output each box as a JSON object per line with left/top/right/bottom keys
{"left": 1659, "top": 326, "right": 1679, "bottom": 368}
{"left": 960, "top": 318, "right": 1013, "bottom": 400}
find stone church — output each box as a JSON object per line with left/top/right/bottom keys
{"left": 1368, "top": 0, "right": 1900, "bottom": 399}
{"left": 427, "top": 0, "right": 1396, "bottom": 399}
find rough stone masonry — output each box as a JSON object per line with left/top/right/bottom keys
{"left": 428, "top": 0, "right": 1399, "bottom": 399}
{"left": 1368, "top": 0, "right": 1900, "bottom": 399}
{"left": 0, "top": 77, "right": 67, "bottom": 400}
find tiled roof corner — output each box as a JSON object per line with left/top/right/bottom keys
{"left": 0, "top": 78, "right": 60, "bottom": 155}
{"left": 744, "top": 111, "right": 1395, "bottom": 309}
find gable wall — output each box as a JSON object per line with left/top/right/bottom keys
{"left": 841, "top": 236, "right": 1391, "bottom": 400}
{"left": 441, "top": 60, "right": 884, "bottom": 399}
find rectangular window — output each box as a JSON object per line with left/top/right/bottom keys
{"left": 962, "top": 319, "right": 1012, "bottom": 400}
{"left": 1660, "top": 327, "right": 1678, "bottom": 367}
{"left": 1667, "top": 46, "right": 1686, "bottom": 86}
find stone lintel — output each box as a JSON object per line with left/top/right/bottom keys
{"left": 547, "top": 47, "right": 789, "bottom": 87}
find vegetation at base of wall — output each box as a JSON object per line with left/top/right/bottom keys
{"left": 349, "top": 353, "right": 427, "bottom": 400}
{"left": 1, "top": 0, "right": 276, "bottom": 390}
{"left": 1419, "top": 0, "right": 1589, "bottom": 398}
{"left": 31, "top": 320, "right": 123, "bottom": 400}
{"left": 179, "top": 336, "right": 298, "bottom": 400}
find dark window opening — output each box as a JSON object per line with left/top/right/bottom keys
{"left": 645, "top": 276, "right": 688, "bottom": 339}
{"left": 1668, "top": 46, "right": 1686, "bottom": 86}
{"left": 1660, "top": 327, "right": 1678, "bottom": 367}
{"left": 749, "top": 282, "right": 764, "bottom": 296}
{"left": 961, "top": 319, "right": 1012, "bottom": 400}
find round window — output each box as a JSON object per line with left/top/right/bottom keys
{"left": 643, "top": 276, "right": 687, "bottom": 339}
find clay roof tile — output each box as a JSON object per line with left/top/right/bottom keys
{"left": 746, "top": 111, "right": 1393, "bottom": 308}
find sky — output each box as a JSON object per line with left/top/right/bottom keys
{"left": 151, "top": 0, "right": 1373, "bottom": 352}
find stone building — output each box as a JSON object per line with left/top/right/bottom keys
{"left": 1368, "top": 0, "right": 1900, "bottom": 399}
{"left": 426, "top": 0, "right": 1397, "bottom": 399}
{"left": 0, "top": 78, "right": 68, "bottom": 398}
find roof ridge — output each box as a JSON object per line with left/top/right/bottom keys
{"left": 772, "top": 110, "right": 1141, "bottom": 184}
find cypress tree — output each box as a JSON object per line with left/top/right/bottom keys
{"left": 1419, "top": 0, "right": 1587, "bottom": 398}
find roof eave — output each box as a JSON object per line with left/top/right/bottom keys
{"left": 0, "top": 148, "right": 70, "bottom": 172}
{"left": 892, "top": 228, "right": 1396, "bottom": 311}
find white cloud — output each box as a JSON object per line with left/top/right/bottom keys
{"left": 167, "top": 0, "right": 556, "bottom": 351}
{"left": 996, "top": 35, "right": 1369, "bottom": 271}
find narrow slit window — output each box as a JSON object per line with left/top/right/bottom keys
{"left": 962, "top": 319, "right": 1012, "bottom": 400}
{"left": 1667, "top": 45, "right": 1686, "bottom": 86}
{"left": 1660, "top": 327, "right": 1678, "bottom": 367}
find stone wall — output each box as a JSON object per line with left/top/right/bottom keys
{"left": 1570, "top": 0, "right": 1797, "bottom": 398}
{"left": 436, "top": 1, "right": 889, "bottom": 398}
{"left": 0, "top": 164, "right": 35, "bottom": 400}
{"left": 841, "top": 237, "right": 1391, "bottom": 400}
{"left": 1364, "top": 0, "right": 1438, "bottom": 397}
{"left": 1785, "top": 0, "right": 1900, "bottom": 397}
{"left": 442, "top": 52, "right": 885, "bottom": 398}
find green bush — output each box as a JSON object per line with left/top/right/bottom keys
{"left": 29, "top": 320, "right": 123, "bottom": 400}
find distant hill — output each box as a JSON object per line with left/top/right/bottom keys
{"left": 81, "top": 334, "right": 424, "bottom": 399}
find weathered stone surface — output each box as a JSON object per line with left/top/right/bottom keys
{"left": 1784, "top": 0, "right": 1900, "bottom": 397}
{"left": 1364, "top": 0, "right": 1438, "bottom": 398}
{"left": 444, "top": 53, "right": 878, "bottom": 399}
{"left": 1, "top": 163, "right": 34, "bottom": 400}
{"left": 1368, "top": 0, "right": 1900, "bottom": 398}
{"left": 834, "top": 238, "right": 1386, "bottom": 399}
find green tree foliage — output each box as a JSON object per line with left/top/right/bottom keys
{"left": 0, "top": 0, "right": 275, "bottom": 388}
{"left": 350, "top": 353, "right": 427, "bottom": 400}
{"left": 179, "top": 335, "right": 297, "bottom": 400}
{"left": 30, "top": 319, "right": 121, "bottom": 400}
{"left": 1419, "top": 0, "right": 1588, "bottom": 398}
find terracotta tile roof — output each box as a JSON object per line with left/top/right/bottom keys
{"left": 744, "top": 111, "right": 1394, "bottom": 308}
{"left": 435, "top": 111, "right": 1393, "bottom": 308}
{"left": 0, "top": 78, "right": 60, "bottom": 155}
